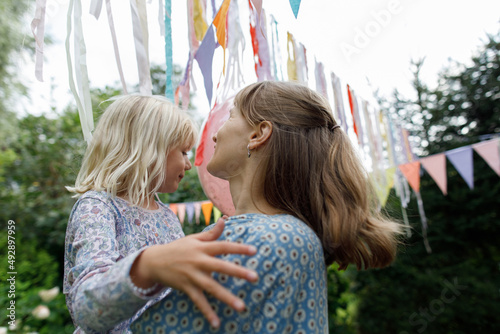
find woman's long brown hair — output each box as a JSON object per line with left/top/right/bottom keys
{"left": 234, "top": 81, "right": 402, "bottom": 269}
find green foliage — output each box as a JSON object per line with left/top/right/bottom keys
{"left": 355, "top": 29, "right": 500, "bottom": 333}
{"left": 0, "top": 233, "right": 73, "bottom": 333}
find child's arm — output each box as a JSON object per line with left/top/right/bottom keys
{"left": 64, "top": 198, "right": 160, "bottom": 332}
{"left": 130, "top": 219, "right": 259, "bottom": 328}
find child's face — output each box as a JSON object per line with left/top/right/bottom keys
{"left": 158, "top": 144, "right": 192, "bottom": 193}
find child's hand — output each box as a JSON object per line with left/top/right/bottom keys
{"left": 130, "top": 219, "right": 258, "bottom": 328}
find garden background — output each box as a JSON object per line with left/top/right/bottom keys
{"left": 0, "top": 0, "right": 499, "bottom": 333}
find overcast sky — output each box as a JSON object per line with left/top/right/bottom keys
{"left": 23, "top": 0, "right": 500, "bottom": 117}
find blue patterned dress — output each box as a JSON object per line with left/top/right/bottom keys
{"left": 63, "top": 191, "right": 185, "bottom": 333}
{"left": 131, "top": 213, "right": 328, "bottom": 334}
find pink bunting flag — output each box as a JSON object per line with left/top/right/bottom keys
{"left": 193, "top": 202, "right": 201, "bottom": 224}
{"left": 420, "top": 154, "right": 447, "bottom": 195}
{"left": 250, "top": 0, "right": 262, "bottom": 19}
{"left": 445, "top": 146, "right": 474, "bottom": 189}
{"left": 399, "top": 161, "right": 421, "bottom": 193}
{"left": 472, "top": 138, "right": 500, "bottom": 177}
{"left": 177, "top": 203, "right": 186, "bottom": 224}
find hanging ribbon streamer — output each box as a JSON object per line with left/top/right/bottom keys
{"left": 164, "top": 0, "right": 174, "bottom": 100}
{"left": 176, "top": 0, "right": 206, "bottom": 109}
{"left": 89, "top": 0, "right": 103, "bottom": 18}
{"left": 347, "top": 84, "right": 363, "bottom": 145}
{"left": 213, "top": 0, "right": 231, "bottom": 60}
{"left": 193, "top": 0, "right": 208, "bottom": 41}
{"left": 415, "top": 190, "right": 432, "bottom": 253}
{"left": 295, "top": 43, "right": 308, "bottom": 83}
{"left": 158, "top": 0, "right": 165, "bottom": 36}
{"left": 270, "top": 15, "right": 284, "bottom": 81}
{"left": 31, "top": 0, "right": 47, "bottom": 82}
{"left": 314, "top": 59, "right": 328, "bottom": 98}
{"left": 249, "top": 2, "right": 272, "bottom": 81}
{"left": 104, "top": 0, "right": 128, "bottom": 94}
{"left": 287, "top": 32, "right": 298, "bottom": 81}
{"left": 330, "top": 72, "right": 347, "bottom": 131}
{"left": 130, "top": 0, "right": 152, "bottom": 95}
{"left": 66, "top": 0, "right": 94, "bottom": 145}
{"left": 220, "top": 0, "right": 246, "bottom": 99}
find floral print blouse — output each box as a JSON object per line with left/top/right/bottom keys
{"left": 63, "top": 190, "right": 185, "bottom": 333}
{"left": 131, "top": 213, "right": 329, "bottom": 334}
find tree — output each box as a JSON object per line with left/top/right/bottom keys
{"left": 353, "top": 30, "right": 500, "bottom": 334}
{"left": 0, "top": 0, "right": 34, "bottom": 144}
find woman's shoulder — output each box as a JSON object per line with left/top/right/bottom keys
{"left": 222, "top": 213, "right": 322, "bottom": 249}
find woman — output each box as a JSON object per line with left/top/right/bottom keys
{"left": 132, "top": 81, "right": 402, "bottom": 333}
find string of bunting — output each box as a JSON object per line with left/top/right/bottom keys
{"left": 167, "top": 200, "right": 222, "bottom": 225}
{"left": 32, "top": 1, "right": 498, "bottom": 249}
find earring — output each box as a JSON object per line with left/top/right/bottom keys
{"left": 247, "top": 144, "right": 251, "bottom": 158}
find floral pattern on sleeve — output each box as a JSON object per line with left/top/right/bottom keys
{"left": 63, "top": 191, "right": 185, "bottom": 333}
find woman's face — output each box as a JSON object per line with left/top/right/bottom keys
{"left": 207, "top": 106, "right": 254, "bottom": 180}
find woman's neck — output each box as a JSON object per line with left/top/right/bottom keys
{"left": 229, "top": 174, "right": 283, "bottom": 216}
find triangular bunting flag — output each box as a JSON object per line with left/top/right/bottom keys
{"left": 194, "top": 25, "right": 217, "bottom": 106}
{"left": 420, "top": 154, "right": 447, "bottom": 195}
{"left": 289, "top": 0, "right": 301, "bottom": 18}
{"left": 446, "top": 146, "right": 474, "bottom": 189}
{"left": 472, "top": 139, "right": 500, "bottom": 177}
{"left": 201, "top": 201, "right": 213, "bottom": 225}
{"left": 194, "top": 202, "right": 201, "bottom": 224}
{"left": 177, "top": 203, "right": 186, "bottom": 224}
{"left": 169, "top": 203, "right": 178, "bottom": 216}
{"left": 213, "top": 206, "right": 222, "bottom": 223}
{"left": 212, "top": 0, "right": 231, "bottom": 49}
{"left": 399, "top": 161, "right": 421, "bottom": 193}
{"left": 186, "top": 202, "right": 195, "bottom": 224}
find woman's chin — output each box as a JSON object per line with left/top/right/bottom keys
{"left": 207, "top": 162, "right": 229, "bottom": 180}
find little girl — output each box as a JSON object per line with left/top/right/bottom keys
{"left": 63, "top": 95, "right": 258, "bottom": 333}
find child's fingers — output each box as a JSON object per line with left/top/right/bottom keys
{"left": 194, "top": 220, "right": 225, "bottom": 242}
{"left": 183, "top": 286, "right": 221, "bottom": 328}
{"left": 200, "top": 257, "right": 258, "bottom": 282}
{"left": 203, "top": 240, "right": 257, "bottom": 257}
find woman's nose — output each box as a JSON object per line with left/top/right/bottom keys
{"left": 212, "top": 133, "right": 217, "bottom": 143}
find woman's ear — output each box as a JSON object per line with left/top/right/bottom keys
{"left": 249, "top": 121, "right": 273, "bottom": 150}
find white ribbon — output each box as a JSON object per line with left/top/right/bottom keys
{"left": 66, "top": 0, "right": 94, "bottom": 144}
{"left": 106, "top": 0, "right": 128, "bottom": 94}
{"left": 89, "top": 0, "right": 103, "bottom": 19}
{"left": 31, "top": 0, "right": 47, "bottom": 82}
{"left": 130, "top": 0, "right": 152, "bottom": 95}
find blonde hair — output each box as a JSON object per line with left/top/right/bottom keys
{"left": 67, "top": 95, "right": 197, "bottom": 207}
{"left": 234, "top": 81, "right": 403, "bottom": 269}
